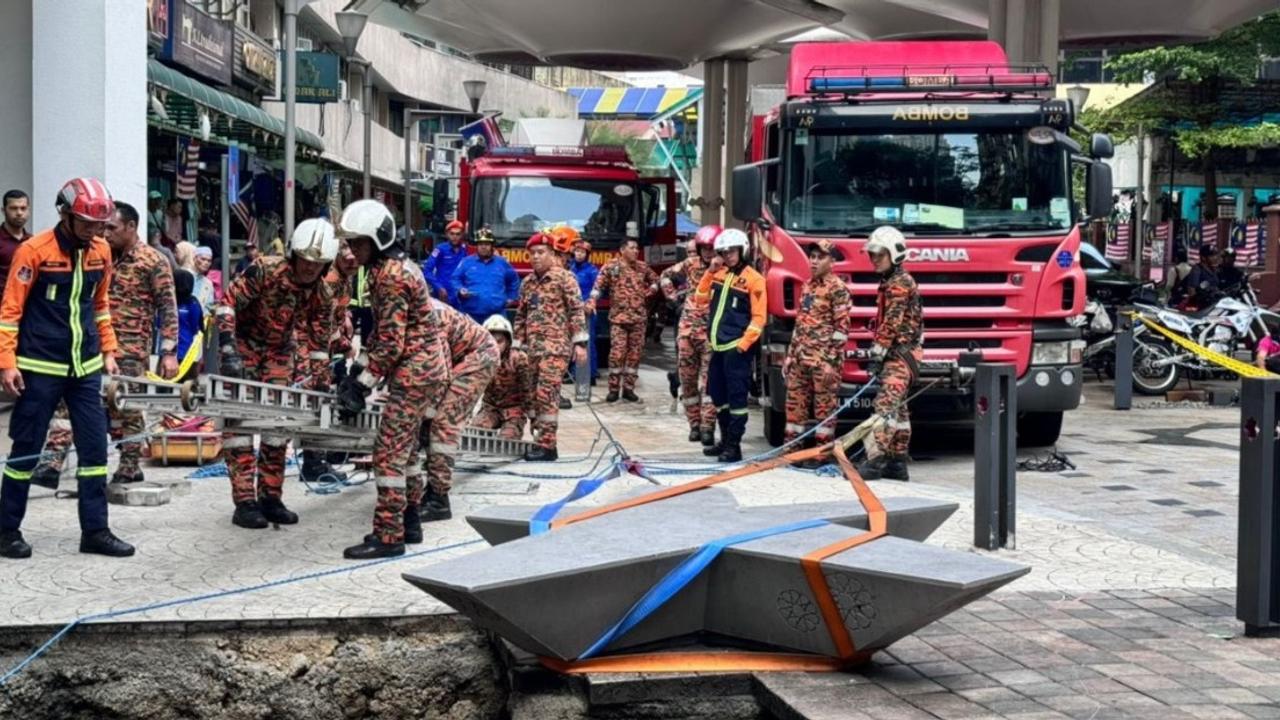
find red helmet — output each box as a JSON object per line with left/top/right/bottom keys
{"left": 693, "top": 224, "right": 722, "bottom": 248}
{"left": 57, "top": 177, "right": 115, "bottom": 223}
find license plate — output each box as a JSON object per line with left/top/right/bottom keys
{"left": 848, "top": 391, "right": 875, "bottom": 410}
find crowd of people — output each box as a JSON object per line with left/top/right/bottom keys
{"left": 0, "top": 177, "right": 926, "bottom": 561}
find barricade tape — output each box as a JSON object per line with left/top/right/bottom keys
{"left": 1130, "top": 313, "right": 1277, "bottom": 380}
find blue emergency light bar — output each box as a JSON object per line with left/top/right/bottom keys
{"left": 806, "top": 65, "right": 1053, "bottom": 95}
{"left": 484, "top": 144, "right": 631, "bottom": 163}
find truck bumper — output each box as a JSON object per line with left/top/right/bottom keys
{"left": 764, "top": 362, "right": 1083, "bottom": 422}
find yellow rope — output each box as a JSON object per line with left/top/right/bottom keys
{"left": 1130, "top": 313, "right": 1277, "bottom": 380}
{"left": 143, "top": 331, "right": 203, "bottom": 383}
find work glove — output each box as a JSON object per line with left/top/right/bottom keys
{"left": 330, "top": 357, "right": 348, "bottom": 386}
{"left": 337, "top": 375, "right": 371, "bottom": 421}
{"left": 220, "top": 344, "right": 245, "bottom": 378}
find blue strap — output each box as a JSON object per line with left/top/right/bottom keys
{"left": 529, "top": 464, "right": 620, "bottom": 535}
{"left": 578, "top": 518, "right": 830, "bottom": 660}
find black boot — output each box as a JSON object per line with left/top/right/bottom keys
{"left": 232, "top": 500, "right": 269, "bottom": 529}
{"left": 700, "top": 430, "right": 716, "bottom": 447}
{"left": 605, "top": 390, "right": 619, "bottom": 403}
{"left": 422, "top": 487, "right": 452, "bottom": 522}
{"left": 301, "top": 452, "right": 348, "bottom": 483}
{"left": 559, "top": 396, "right": 572, "bottom": 410}
{"left": 622, "top": 389, "right": 640, "bottom": 402}
{"left": 702, "top": 441, "right": 724, "bottom": 456}
{"left": 524, "top": 446, "right": 558, "bottom": 462}
{"left": 687, "top": 428, "right": 701, "bottom": 442}
{"left": 344, "top": 537, "right": 405, "bottom": 559}
{"left": 79, "top": 529, "right": 135, "bottom": 557}
{"left": 717, "top": 444, "right": 743, "bottom": 463}
{"left": 30, "top": 466, "right": 60, "bottom": 490}
{"left": 857, "top": 456, "right": 892, "bottom": 481}
{"left": 110, "top": 469, "right": 144, "bottom": 485}
{"left": 259, "top": 496, "right": 299, "bottom": 525}
{"left": 880, "top": 456, "right": 910, "bottom": 481}
{"left": 0, "top": 530, "right": 31, "bottom": 559}
{"left": 404, "top": 505, "right": 424, "bottom": 543}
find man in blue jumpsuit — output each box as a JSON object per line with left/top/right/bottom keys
{"left": 568, "top": 238, "right": 599, "bottom": 383}
{"left": 422, "top": 220, "right": 468, "bottom": 304}
{"left": 451, "top": 229, "right": 519, "bottom": 324}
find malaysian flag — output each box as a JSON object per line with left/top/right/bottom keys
{"left": 1232, "top": 222, "right": 1264, "bottom": 266}
{"left": 1145, "top": 223, "right": 1170, "bottom": 263}
{"left": 1105, "top": 223, "right": 1130, "bottom": 261}
{"left": 176, "top": 138, "right": 200, "bottom": 200}
{"left": 231, "top": 194, "right": 258, "bottom": 250}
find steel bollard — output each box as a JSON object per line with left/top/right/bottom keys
{"left": 1239, "top": 377, "right": 1280, "bottom": 637}
{"left": 974, "top": 363, "right": 1016, "bottom": 550}
{"left": 1114, "top": 307, "right": 1133, "bottom": 411}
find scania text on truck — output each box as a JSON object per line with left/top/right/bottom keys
{"left": 731, "top": 41, "right": 1115, "bottom": 447}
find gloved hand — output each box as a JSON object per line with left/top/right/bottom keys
{"left": 220, "top": 344, "right": 245, "bottom": 378}
{"left": 331, "top": 358, "right": 348, "bottom": 386}
{"left": 337, "top": 375, "right": 371, "bottom": 421}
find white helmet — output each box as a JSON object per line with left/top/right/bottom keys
{"left": 866, "top": 225, "right": 908, "bottom": 265}
{"left": 714, "top": 228, "right": 749, "bottom": 252}
{"left": 339, "top": 199, "right": 396, "bottom": 251}
{"left": 289, "top": 218, "right": 338, "bottom": 263}
{"left": 482, "top": 314, "right": 513, "bottom": 338}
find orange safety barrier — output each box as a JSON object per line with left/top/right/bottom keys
{"left": 539, "top": 437, "right": 888, "bottom": 674}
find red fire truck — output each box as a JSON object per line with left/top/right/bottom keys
{"left": 732, "top": 41, "right": 1115, "bottom": 447}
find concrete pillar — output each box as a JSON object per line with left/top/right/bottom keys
{"left": 0, "top": 2, "right": 32, "bottom": 202}
{"left": 1038, "top": 0, "right": 1060, "bottom": 77}
{"left": 31, "top": 0, "right": 147, "bottom": 230}
{"left": 1003, "top": 0, "right": 1027, "bottom": 64}
{"left": 723, "top": 59, "right": 749, "bottom": 227}
{"left": 698, "top": 59, "right": 725, "bottom": 227}
{"left": 988, "top": 0, "right": 1008, "bottom": 44}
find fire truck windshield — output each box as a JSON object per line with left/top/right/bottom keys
{"left": 473, "top": 177, "right": 637, "bottom": 246}
{"left": 784, "top": 129, "right": 1071, "bottom": 236}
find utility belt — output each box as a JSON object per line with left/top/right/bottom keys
{"left": 886, "top": 343, "right": 922, "bottom": 378}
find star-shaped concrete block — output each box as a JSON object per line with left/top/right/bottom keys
{"left": 403, "top": 485, "right": 1028, "bottom": 661}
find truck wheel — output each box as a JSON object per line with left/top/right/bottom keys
{"left": 1016, "top": 411, "right": 1063, "bottom": 448}
{"left": 764, "top": 406, "right": 786, "bottom": 447}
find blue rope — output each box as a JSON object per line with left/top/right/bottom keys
{"left": 0, "top": 538, "right": 484, "bottom": 686}
{"left": 578, "top": 518, "right": 830, "bottom": 660}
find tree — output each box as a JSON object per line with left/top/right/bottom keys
{"left": 1096, "top": 12, "right": 1280, "bottom": 219}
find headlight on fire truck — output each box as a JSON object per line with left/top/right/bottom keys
{"left": 1031, "top": 341, "right": 1083, "bottom": 365}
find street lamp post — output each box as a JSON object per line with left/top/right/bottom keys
{"left": 402, "top": 104, "right": 486, "bottom": 253}
{"left": 463, "top": 80, "right": 487, "bottom": 114}
{"left": 283, "top": 0, "right": 300, "bottom": 241}
{"left": 336, "top": 10, "right": 373, "bottom": 199}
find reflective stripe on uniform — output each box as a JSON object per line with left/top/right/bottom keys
{"left": 16, "top": 357, "right": 70, "bottom": 375}
{"left": 729, "top": 408, "right": 749, "bottom": 415}
{"left": 81, "top": 355, "right": 104, "bottom": 374}
{"left": 3, "top": 466, "right": 33, "bottom": 481}
{"left": 375, "top": 475, "right": 406, "bottom": 490}
{"left": 261, "top": 435, "right": 289, "bottom": 448}
{"left": 682, "top": 396, "right": 702, "bottom": 407}
{"left": 51, "top": 418, "right": 72, "bottom": 431}
{"left": 69, "top": 253, "right": 86, "bottom": 376}
{"left": 785, "top": 422, "right": 806, "bottom": 434}
{"left": 832, "top": 332, "right": 848, "bottom": 342}
{"left": 608, "top": 368, "right": 623, "bottom": 376}
{"left": 77, "top": 465, "right": 108, "bottom": 478}
{"left": 708, "top": 272, "right": 736, "bottom": 352}
{"left": 0, "top": 322, "right": 17, "bottom": 333}
{"left": 215, "top": 306, "right": 234, "bottom": 317}
{"left": 308, "top": 351, "right": 328, "bottom": 360}
{"left": 430, "top": 443, "right": 459, "bottom": 457}
{"left": 536, "top": 413, "right": 558, "bottom": 422}
{"left": 95, "top": 312, "right": 111, "bottom": 323}
{"left": 222, "top": 435, "right": 253, "bottom": 449}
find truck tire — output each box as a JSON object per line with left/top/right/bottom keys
{"left": 764, "top": 406, "right": 786, "bottom": 448}
{"left": 1016, "top": 411, "right": 1063, "bottom": 448}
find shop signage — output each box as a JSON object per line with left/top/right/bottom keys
{"left": 296, "top": 52, "right": 341, "bottom": 104}
{"left": 234, "top": 26, "right": 277, "bottom": 94}
{"left": 163, "top": 0, "right": 233, "bottom": 86}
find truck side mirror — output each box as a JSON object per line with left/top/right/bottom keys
{"left": 1086, "top": 162, "right": 1113, "bottom": 220}
{"left": 1091, "top": 132, "right": 1114, "bottom": 159}
{"left": 732, "top": 163, "right": 764, "bottom": 223}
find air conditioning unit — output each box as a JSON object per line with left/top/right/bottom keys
{"left": 297, "top": 37, "right": 314, "bottom": 52}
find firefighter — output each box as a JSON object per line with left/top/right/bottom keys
{"left": 217, "top": 219, "right": 337, "bottom": 529}
{"left": 660, "top": 225, "right": 719, "bottom": 445}
{"left": 783, "top": 239, "right": 851, "bottom": 465}
{"left": 567, "top": 238, "right": 599, "bottom": 385}
{"left": 422, "top": 219, "right": 468, "bottom": 303}
{"left": 549, "top": 225, "right": 581, "bottom": 409}
{"left": 857, "top": 226, "right": 922, "bottom": 482}
{"left": 415, "top": 299, "right": 498, "bottom": 521}
{"left": 513, "top": 231, "right": 588, "bottom": 462}
{"left": 0, "top": 177, "right": 133, "bottom": 559}
{"left": 31, "top": 201, "right": 181, "bottom": 488}
{"left": 695, "top": 228, "right": 766, "bottom": 463}
{"left": 472, "top": 314, "right": 533, "bottom": 439}
{"left": 588, "top": 238, "right": 658, "bottom": 402}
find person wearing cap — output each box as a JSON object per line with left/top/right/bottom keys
{"left": 450, "top": 227, "right": 520, "bottom": 324}
{"left": 422, "top": 220, "right": 469, "bottom": 304}
{"left": 567, "top": 238, "right": 600, "bottom": 385}
{"left": 513, "top": 231, "right": 588, "bottom": 461}
{"left": 1218, "top": 246, "right": 1246, "bottom": 293}
{"left": 0, "top": 178, "right": 132, "bottom": 559}
{"left": 783, "top": 239, "right": 851, "bottom": 466}
{"left": 1176, "top": 242, "right": 1221, "bottom": 311}
{"left": 694, "top": 228, "right": 767, "bottom": 463}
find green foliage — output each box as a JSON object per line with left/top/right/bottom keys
{"left": 586, "top": 124, "right": 658, "bottom": 170}
{"left": 1174, "top": 122, "right": 1280, "bottom": 157}
{"left": 1107, "top": 11, "right": 1280, "bottom": 84}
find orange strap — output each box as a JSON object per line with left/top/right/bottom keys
{"left": 543, "top": 442, "right": 885, "bottom": 673}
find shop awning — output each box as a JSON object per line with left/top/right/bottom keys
{"left": 569, "top": 86, "right": 702, "bottom": 119}
{"left": 147, "top": 59, "right": 324, "bottom": 155}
